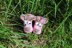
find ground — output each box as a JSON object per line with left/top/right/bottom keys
{"left": 0, "top": 0, "right": 72, "bottom": 48}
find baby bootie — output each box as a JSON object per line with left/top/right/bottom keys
{"left": 33, "top": 16, "right": 48, "bottom": 34}
{"left": 20, "top": 14, "right": 35, "bottom": 33}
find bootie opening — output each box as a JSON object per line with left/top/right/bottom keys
{"left": 32, "top": 20, "right": 35, "bottom": 27}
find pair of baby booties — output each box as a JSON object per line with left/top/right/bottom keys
{"left": 20, "top": 14, "right": 48, "bottom": 34}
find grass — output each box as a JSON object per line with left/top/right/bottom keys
{"left": 0, "top": 0, "right": 72, "bottom": 48}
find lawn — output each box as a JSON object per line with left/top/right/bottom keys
{"left": 0, "top": 0, "right": 72, "bottom": 48}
